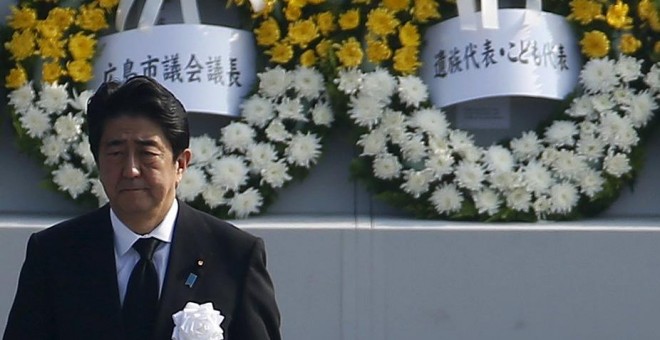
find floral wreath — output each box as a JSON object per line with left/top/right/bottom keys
{"left": 3, "top": 0, "right": 660, "bottom": 221}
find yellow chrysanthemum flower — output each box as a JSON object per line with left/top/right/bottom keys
{"left": 580, "top": 30, "right": 610, "bottom": 58}
{"left": 285, "top": 4, "right": 302, "bottom": 21}
{"left": 254, "top": 17, "right": 280, "bottom": 46}
{"left": 383, "top": 0, "right": 411, "bottom": 13}
{"left": 568, "top": 0, "right": 602, "bottom": 25}
{"left": 339, "top": 9, "right": 360, "bottom": 30}
{"left": 38, "top": 38, "right": 66, "bottom": 59}
{"left": 655, "top": 41, "right": 660, "bottom": 55}
{"left": 76, "top": 5, "right": 109, "bottom": 31}
{"left": 619, "top": 34, "right": 642, "bottom": 54}
{"left": 37, "top": 20, "right": 63, "bottom": 40}
{"left": 46, "top": 7, "right": 76, "bottom": 31}
{"left": 366, "top": 37, "right": 392, "bottom": 62}
{"left": 606, "top": 1, "right": 633, "bottom": 29}
{"left": 42, "top": 61, "right": 65, "bottom": 83}
{"left": 98, "top": 0, "right": 120, "bottom": 10}
{"left": 317, "top": 12, "right": 336, "bottom": 36}
{"left": 412, "top": 0, "right": 441, "bottom": 23}
{"left": 5, "top": 66, "right": 28, "bottom": 89}
{"left": 268, "top": 42, "right": 294, "bottom": 64}
{"left": 300, "top": 49, "right": 317, "bottom": 67}
{"left": 68, "top": 32, "right": 96, "bottom": 60}
{"left": 335, "top": 37, "right": 364, "bottom": 68}
{"left": 637, "top": 0, "right": 654, "bottom": 20}
{"left": 8, "top": 6, "right": 37, "bottom": 30}
{"left": 399, "top": 22, "right": 420, "bottom": 47}
{"left": 288, "top": 19, "right": 319, "bottom": 48}
{"left": 366, "top": 8, "right": 400, "bottom": 36}
{"left": 6, "top": 30, "right": 36, "bottom": 61}
{"left": 393, "top": 46, "right": 420, "bottom": 74}
{"left": 315, "top": 39, "right": 331, "bottom": 59}
{"left": 67, "top": 59, "right": 93, "bottom": 82}
{"left": 648, "top": 12, "right": 660, "bottom": 31}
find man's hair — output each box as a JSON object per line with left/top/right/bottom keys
{"left": 87, "top": 76, "right": 190, "bottom": 162}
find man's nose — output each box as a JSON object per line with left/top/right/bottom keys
{"left": 122, "top": 153, "right": 141, "bottom": 178}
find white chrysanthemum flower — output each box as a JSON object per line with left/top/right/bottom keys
{"left": 41, "top": 135, "right": 68, "bottom": 165}
{"left": 241, "top": 95, "right": 274, "bottom": 128}
{"left": 612, "top": 87, "right": 634, "bottom": 106}
{"left": 380, "top": 109, "right": 406, "bottom": 136}
{"left": 401, "top": 169, "right": 433, "bottom": 198}
{"left": 449, "top": 130, "right": 476, "bottom": 153}
{"left": 190, "top": 135, "right": 221, "bottom": 167}
{"left": 293, "top": 67, "right": 324, "bottom": 99}
{"left": 522, "top": 161, "right": 553, "bottom": 194}
{"left": 246, "top": 142, "right": 278, "bottom": 172}
{"left": 510, "top": 131, "right": 542, "bottom": 161}
{"left": 372, "top": 153, "right": 402, "bottom": 179}
{"left": 229, "top": 187, "right": 263, "bottom": 218}
{"left": 397, "top": 75, "right": 428, "bottom": 108}
{"left": 540, "top": 148, "right": 560, "bottom": 167}
{"left": 90, "top": 178, "right": 109, "bottom": 206}
{"left": 261, "top": 160, "right": 291, "bottom": 188}
{"left": 616, "top": 54, "right": 642, "bottom": 82}
{"left": 209, "top": 155, "right": 249, "bottom": 191}
{"left": 258, "top": 66, "right": 290, "bottom": 98}
{"left": 220, "top": 122, "right": 255, "bottom": 153}
{"left": 20, "top": 106, "right": 51, "bottom": 138}
{"left": 361, "top": 68, "right": 396, "bottom": 102}
{"left": 69, "top": 88, "right": 93, "bottom": 114}
{"left": 551, "top": 150, "right": 588, "bottom": 180}
{"left": 202, "top": 185, "right": 227, "bottom": 208}
{"left": 644, "top": 64, "right": 660, "bottom": 89}
{"left": 276, "top": 97, "right": 306, "bottom": 122}
{"left": 430, "top": 184, "right": 463, "bottom": 214}
{"left": 400, "top": 134, "right": 427, "bottom": 163}
{"left": 285, "top": 132, "right": 321, "bottom": 167}
{"left": 576, "top": 133, "right": 604, "bottom": 160}
{"left": 54, "top": 113, "right": 83, "bottom": 141}
{"left": 177, "top": 166, "right": 206, "bottom": 201}
{"left": 454, "top": 161, "right": 484, "bottom": 191}
{"left": 591, "top": 93, "right": 615, "bottom": 113}
{"left": 74, "top": 137, "right": 95, "bottom": 170}
{"left": 411, "top": 108, "right": 448, "bottom": 138}
{"left": 625, "top": 90, "right": 657, "bottom": 127}
{"left": 458, "top": 144, "right": 482, "bottom": 163}
{"left": 483, "top": 145, "right": 514, "bottom": 173}
{"left": 580, "top": 58, "right": 618, "bottom": 93}
{"left": 545, "top": 120, "right": 577, "bottom": 146}
{"left": 603, "top": 152, "right": 631, "bottom": 176}
{"left": 599, "top": 112, "right": 637, "bottom": 150}
{"left": 425, "top": 150, "right": 454, "bottom": 178}
{"left": 549, "top": 181, "right": 579, "bottom": 214}
{"left": 358, "top": 129, "right": 388, "bottom": 156}
{"left": 52, "top": 163, "right": 89, "bottom": 199}
{"left": 506, "top": 188, "right": 531, "bottom": 212}
{"left": 311, "top": 102, "right": 334, "bottom": 127}
{"left": 335, "top": 68, "right": 363, "bottom": 94}
{"left": 533, "top": 195, "right": 553, "bottom": 218}
{"left": 579, "top": 169, "right": 605, "bottom": 198}
{"left": 566, "top": 95, "right": 593, "bottom": 118}
{"left": 265, "top": 120, "right": 291, "bottom": 142}
{"left": 8, "top": 83, "right": 35, "bottom": 114}
{"left": 38, "top": 82, "right": 69, "bottom": 113}
{"left": 349, "top": 94, "right": 384, "bottom": 128}
{"left": 474, "top": 189, "right": 501, "bottom": 215}
{"left": 489, "top": 170, "right": 520, "bottom": 191}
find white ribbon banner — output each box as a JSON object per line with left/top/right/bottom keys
{"left": 91, "top": 24, "right": 256, "bottom": 116}
{"left": 420, "top": 9, "right": 581, "bottom": 107}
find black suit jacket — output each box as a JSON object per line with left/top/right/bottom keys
{"left": 3, "top": 202, "right": 281, "bottom": 340}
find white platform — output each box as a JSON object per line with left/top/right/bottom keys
{"left": 3, "top": 216, "right": 660, "bottom": 340}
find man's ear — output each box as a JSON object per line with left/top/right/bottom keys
{"left": 176, "top": 148, "right": 192, "bottom": 175}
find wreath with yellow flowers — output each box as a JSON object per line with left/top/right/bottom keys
{"left": 3, "top": 0, "right": 660, "bottom": 221}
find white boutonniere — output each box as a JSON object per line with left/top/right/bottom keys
{"left": 172, "top": 302, "right": 225, "bottom": 340}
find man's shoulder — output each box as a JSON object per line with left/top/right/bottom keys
{"left": 33, "top": 206, "right": 110, "bottom": 243}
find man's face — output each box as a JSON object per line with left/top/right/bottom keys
{"left": 98, "top": 115, "right": 190, "bottom": 228}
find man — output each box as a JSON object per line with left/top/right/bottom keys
{"left": 3, "top": 76, "right": 281, "bottom": 340}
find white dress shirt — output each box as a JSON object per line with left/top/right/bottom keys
{"left": 111, "top": 200, "right": 178, "bottom": 305}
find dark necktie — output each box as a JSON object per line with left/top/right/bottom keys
{"left": 123, "top": 237, "right": 161, "bottom": 340}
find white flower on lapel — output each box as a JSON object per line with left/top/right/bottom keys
{"left": 172, "top": 302, "right": 224, "bottom": 340}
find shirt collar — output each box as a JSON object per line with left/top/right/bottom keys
{"left": 111, "top": 200, "right": 178, "bottom": 257}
